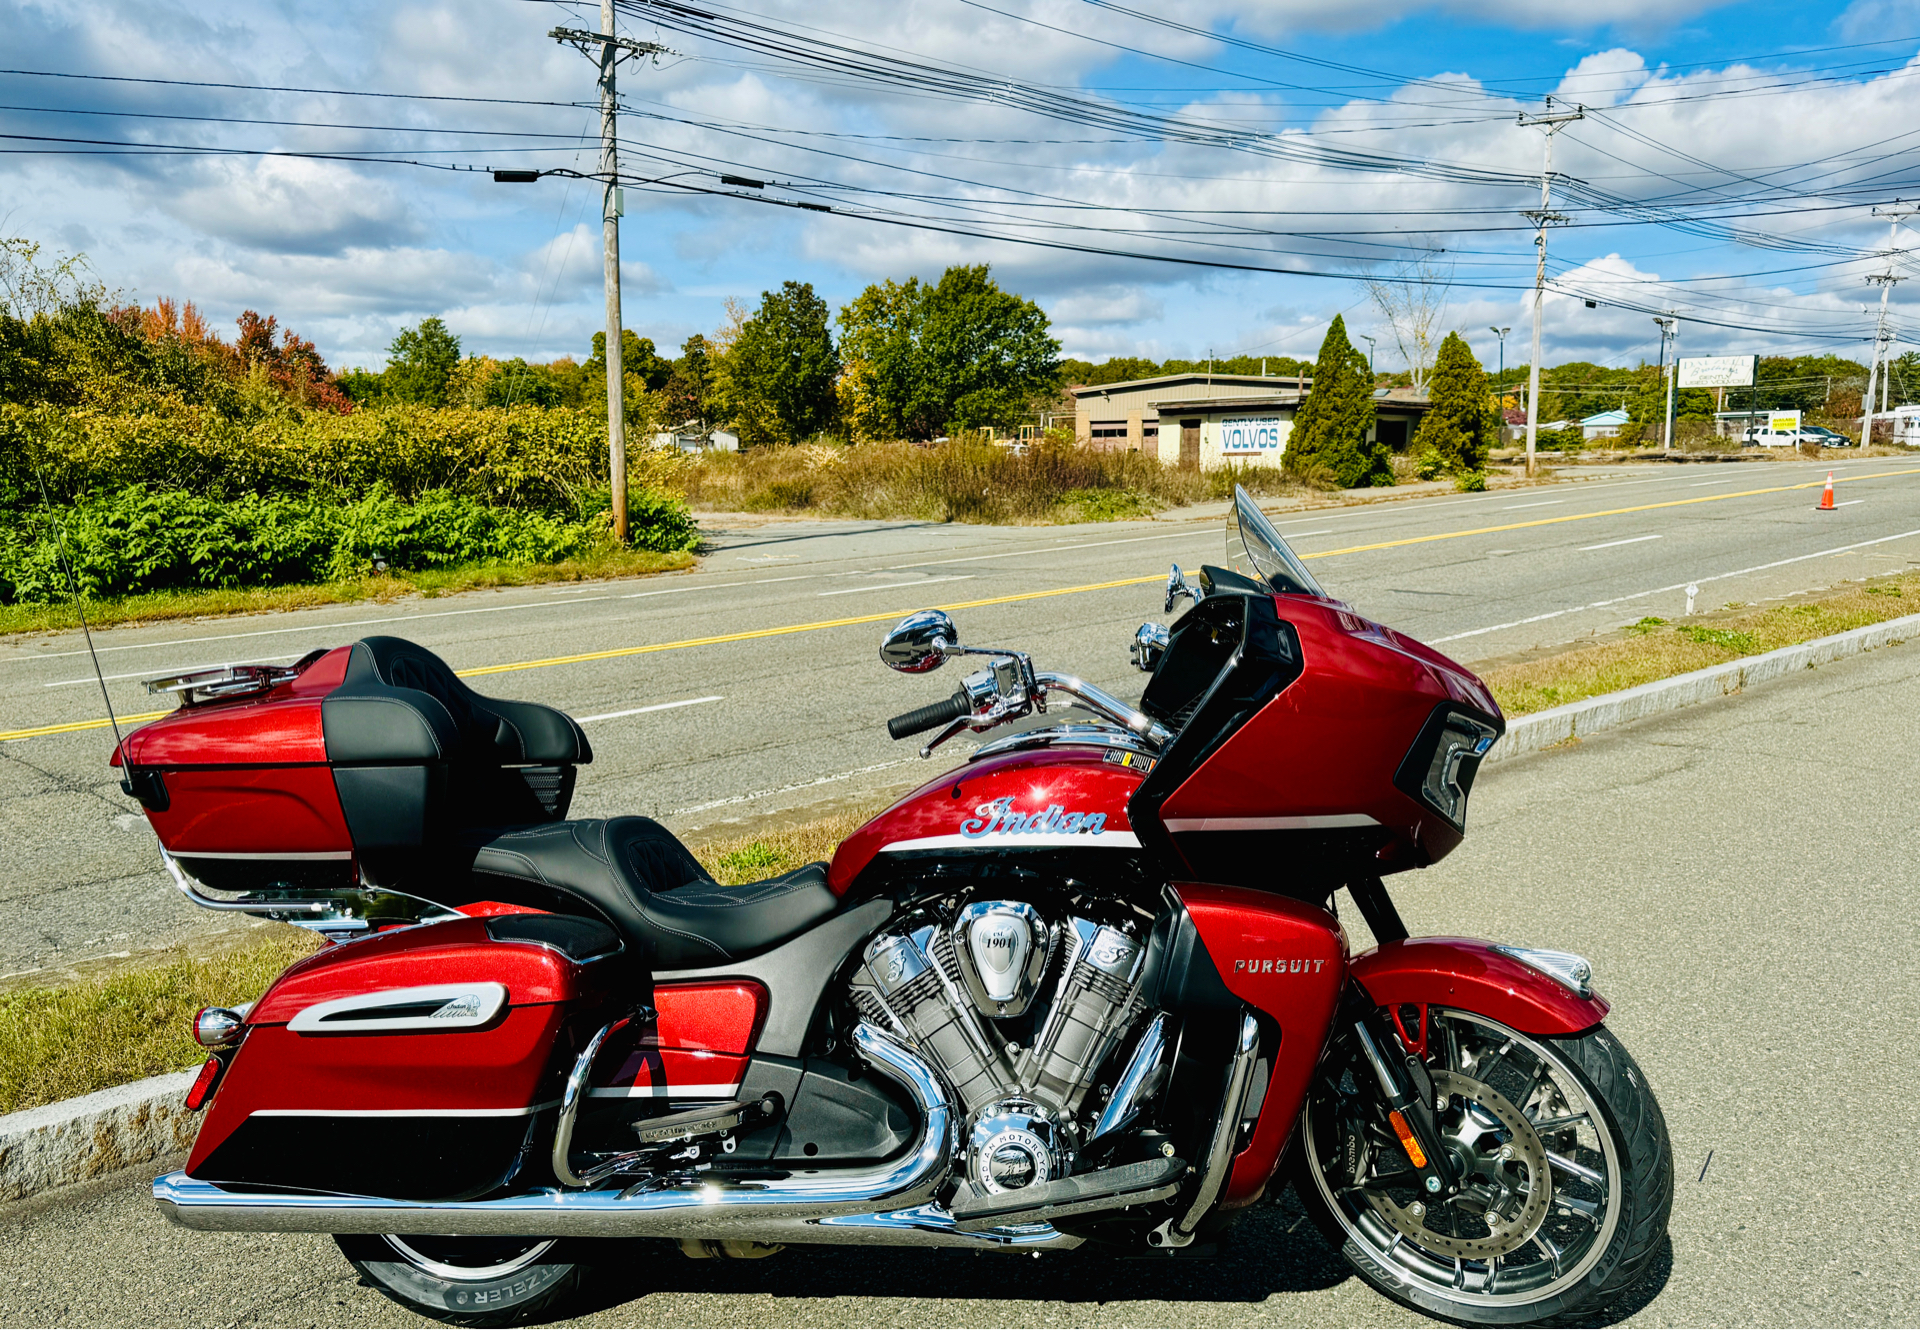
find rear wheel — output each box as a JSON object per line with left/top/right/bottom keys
{"left": 1294, "top": 1011, "right": 1671, "bottom": 1326}
{"left": 335, "top": 1234, "right": 591, "bottom": 1327}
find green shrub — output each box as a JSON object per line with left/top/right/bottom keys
{"left": 0, "top": 482, "right": 697, "bottom": 603}
{"left": 1454, "top": 470, "right": 1488, "bottom": 492}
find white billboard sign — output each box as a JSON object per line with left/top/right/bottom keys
{"left": 1220, "top": 416, "right": 1285, "bottom": 455}
{"left": 1678, "top": 355, "right": 1756, "bottom": 389}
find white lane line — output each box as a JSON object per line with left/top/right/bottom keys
{"left": 881, "top": 529, "right": 1198, "bottom": 572}
{"left": 1833, "top": 499, "right": 1865, "bottom": 508}
{"left": 1689, "top": 477, "right": 1748, "bottom": 487}
{"left": 47, "top": 654, "right": 303, "bottom": 688}
{"left": 1428, "top": 526, "right": 1920, "bottom": 644}
{"left": 621, "top": 575, "right": 812, "bottom": 600}
{"left": 9, "top": 594, "right": 622, "bottom": 662}
{"left": 1281, "top": 528, "right": 1332, "bottom": 538}
{"left": 1501, "top": 500, "right": 1564, "bottom": 510}
{"left": 1579, "top": 534, "right": 1664, "bottom": 551}
{"left": 671, "top": 756, "right": 931, "bottom": 817}
{"left": 817, "top": 575, "right": 974, "bottom": 597}
{"left": 576, "top": 696, "right": 723, "bottom": 723}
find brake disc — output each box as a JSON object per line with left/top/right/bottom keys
{"left": 1365, "top": 1069, "right": 1552, "bottom": 1260}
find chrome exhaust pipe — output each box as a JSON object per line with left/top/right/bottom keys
{"left": 155, "top": 1025, "right": 1016, "bottom": 1244}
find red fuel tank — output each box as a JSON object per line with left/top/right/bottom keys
{"left": 828, "top": 746, "right": 1149, "bottom": 894}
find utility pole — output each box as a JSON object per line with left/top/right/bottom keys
{"left": 1518, "top": 98, "right": 1584, "bottom": 478}
{"left": 552, "top": 11, "right": 673, "bottom": 544}
{"left": 1652, "top": 315, "right": 1677, "bottom": 450}
{"left": 1863, "top": 202, "right": 1918, "bottom": 449}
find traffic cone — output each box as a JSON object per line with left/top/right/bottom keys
{"left": 1817, "top": 472, "right": 1836, "bottom": 511}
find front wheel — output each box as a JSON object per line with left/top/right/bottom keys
{"left": 1294, "top": 1010, "right": 1672, "bottom": 1326}
{"left": 335, "top": 1234, "right": 592, "bottom": 1327}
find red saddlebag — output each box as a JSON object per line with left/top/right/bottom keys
{"left": 184, "top": 914, "right": 628, "bottom": 1201}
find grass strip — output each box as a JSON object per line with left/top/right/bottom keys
{"left": 0, "top": 548, "right": 696, "bottom": 638}
{"left": 1483, "top": 572, "right": 1920, "bottom": 717}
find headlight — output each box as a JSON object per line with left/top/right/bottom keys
{"left": 1396, "top": 707, "right": 1500, "bottom": 831}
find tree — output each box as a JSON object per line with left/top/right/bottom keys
{"left": 727, "top": 281, "right": 838, "bottom": 445}
{"left": 385, "top": 318, "right": 462, "bottom": 406}
{"left": 837, "top": 264, "right": 1058, "bottom": 439}
{"left": 586, "top": 329, "right": 673, "bottom": 394}
{"left": 662, "top": 334, "right": 713, "bottom": 425}
{"left": 1363, "top": 253, "right": 1452, "bottom": 392}
{"left": 1411, "top": 332, "right": 1502, "bottom": 473}
{"left": 1286, "top": 315, "right": 1389, "bottom": 488}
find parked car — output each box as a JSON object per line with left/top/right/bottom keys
{"left": 1799, "top": 425, "right": 1855, "bottom": 447}
{"left": 1742, "top": 427, "right": 1797, "bottom": 447}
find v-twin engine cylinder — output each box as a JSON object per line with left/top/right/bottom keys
{"left": 848, "top": 901, "right": 1150, "bottom": 1194}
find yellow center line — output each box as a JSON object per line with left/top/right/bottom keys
{"left": 6, "top": 466, "right": 1915, "bottom": 744}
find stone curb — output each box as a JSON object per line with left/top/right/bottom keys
{"left": 1486, "top": 610, "right": 1920, "bottom": 765}
{"left": 5, "top": 611, "right": 1917, "bottom": 1206}
{"left": 0, "top": 1070, "right": 196, "bottom": 1204}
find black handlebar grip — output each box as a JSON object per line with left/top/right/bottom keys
{"left": 887, "top": 689, "right": 973, "bottom": 740}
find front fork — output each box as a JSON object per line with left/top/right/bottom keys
{"left": 1339, "top": 877, "right": 1459, "bottom": 1198}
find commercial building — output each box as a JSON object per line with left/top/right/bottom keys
{"left": 1070, "top": 372, "right": 1431, "bottom": 469}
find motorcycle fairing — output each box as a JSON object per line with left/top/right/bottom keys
{"left": 1349, "top": 937, "right": 1610, "bottom": 1036}
{"left": 1175, "top": 883, "right": 1348, "bottom": 1208}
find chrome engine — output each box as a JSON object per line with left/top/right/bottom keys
{"left": 848, "top": 900, "right": 1152, "bottom": 1198}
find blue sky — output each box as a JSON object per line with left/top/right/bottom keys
{"left": 3, "top": 0, "right": 1916, "bottom": 379}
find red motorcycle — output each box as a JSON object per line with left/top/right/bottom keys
{"left": 123, "top": 489, "right": 1670, "bottom": 1326}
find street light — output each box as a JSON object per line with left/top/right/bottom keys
{"left": 1490, "top": 327, "right": 1510, "bottom": 431}
{"left": 1360, "top": 334, "right": 1376, "bottom": 378}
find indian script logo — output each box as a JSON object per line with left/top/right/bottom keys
{"left": 960, "top": 796, "right": 1109, "bottom": 839}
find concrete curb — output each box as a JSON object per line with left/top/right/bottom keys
{"left": 0, "top": 1070, "right": 196, "bottom": 1203}
{"left": 1486, "top": 610, "right": 1920, "bottom": 765}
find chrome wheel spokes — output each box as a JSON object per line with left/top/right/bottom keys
{"left": 1304, "top": 1008, "right": 1625, "bottom": 1311}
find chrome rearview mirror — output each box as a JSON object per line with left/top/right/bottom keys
{"left": 880, "top": 609, "right": 958, "bottom": 673}
{"left": 1131, "top": 622, "right": 1170, "bottom": 673}
{"left": 1165, "top": 563, "right": 1201, "bottom": 615}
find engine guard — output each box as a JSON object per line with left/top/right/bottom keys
{"left": 1349, "top": 936, "right": 1609, "bottom": 1036}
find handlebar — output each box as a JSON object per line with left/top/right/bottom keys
{"left": 887, "top": 689, "right": 974, "bottom": 740}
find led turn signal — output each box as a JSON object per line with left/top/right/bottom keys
{"left": 1389, "top": 1109, "right": 1429, "bottom": 1169}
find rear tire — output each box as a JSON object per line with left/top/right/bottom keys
{"left": 335, "top": 1234, "right": 592, "bottom": 1327}
{"left": 1294, "top": 1014, "right": 1672, "bottom": 1327}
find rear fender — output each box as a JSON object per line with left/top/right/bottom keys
{"left": 1350, "top": 936, "right": 1609, "bottom": 1037}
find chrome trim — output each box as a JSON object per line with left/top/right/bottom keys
{"left": 169, "top": 850, "right": 355, "bottom": 861}
{"left": 1131, "top": 622, "right": 1170, "bottom": 672}
{"left": 156, "top": 1024, "right": 956, "bottom": 1239}
{"left": 286, "top": 983, "right": 508, "bottom": 1034}
{"left": 1165, "top": 563, "right": 1201, "bottom": 615}
{"left": 1161, "top": 813, "right": 1380, "bottom": 833}
{"left": 1155, "top": 1010, "right": 1260, "bottom": 1248}
{"left": 1491, "top": 945, "right": 1595, "bottom": 999}
{"left": 161, "top": 849, "right": 460, "bottom": 940}
{"left": 1091, "top": 1013, "right": 1168, "bottom": 1142}
{"left": 193, "top": 1008, "right": 246, "bottom": 1047}
{"left": 144, "top": 663, "right": 300, "bottom": 703}
{"left": 1034, "top": 673, "right": 1172, "bottom": 746}
{"left": 162, "top": 850, "right": 324, "bottom": 915}
{"left": 552, "top": 1015, "right": 637, "bottom": 1187}
{"left": 968, "top": 724, "right": 1156, "bottom": 763}
{"left": 384, "top": 1235, "right": 558, "bottom": 1280}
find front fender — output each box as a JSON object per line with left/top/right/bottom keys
{"left": 1349, "top": 936, "right": 1609, "bottom": 1036}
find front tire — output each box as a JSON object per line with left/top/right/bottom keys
{"left": 335, "top": 1234, "right": 591, "bottom": 1327}
{"left": 1294, "top": 1012, "right": 1672, "bottom": 1326}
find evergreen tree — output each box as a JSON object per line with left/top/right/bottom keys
{"left": 1286, "top": 315, "right": 1388, "bottom": 488}
{"left": 1412, "top": 331, "right": 1502, "bottom": 473}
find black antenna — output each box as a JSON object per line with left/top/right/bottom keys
{"left": 28, "top": 460, "right": 128, "bottom": 778}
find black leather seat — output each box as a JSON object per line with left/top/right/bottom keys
{"left": 465, "top": 817, "right": 838, "bottom": 968}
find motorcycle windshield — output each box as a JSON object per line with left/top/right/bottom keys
{"left": 1226, "top": 485, "right": 1327, "bottom": 598}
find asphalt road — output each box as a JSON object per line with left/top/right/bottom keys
{"left": 5, "top": 455, "right": 1920, "bottom": 978}
{"left": 4, "top": 628, "right": 1914, "bottom": 1327}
